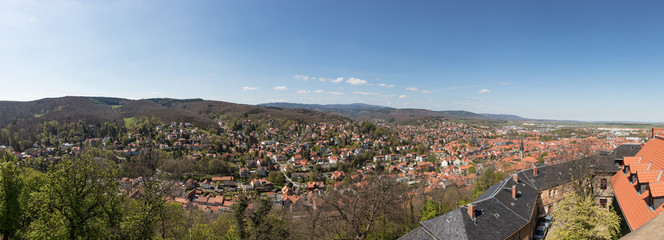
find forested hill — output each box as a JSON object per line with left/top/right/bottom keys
{"left": 260, "top": 102, "right": 529, "bottom": 123}
{"left": 0, "top": 97, "right": 348, "bottom": 148}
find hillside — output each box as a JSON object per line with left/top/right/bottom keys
{"left": 0, "top": 97, "right": 349, "bottom": 132}
{"left": 260, "top": 102, "right": 530, "bottom": 123}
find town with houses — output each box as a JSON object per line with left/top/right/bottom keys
{"left": 1, "top": 117, "right": 652, "bottom": 233}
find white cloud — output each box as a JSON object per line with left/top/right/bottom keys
{"left": 478, "top": 89, "right": 491, "bottom": 94}
{"left": 273, "top": 98, "right": 286, "bottom": 102}
{"left": 318, "top": 77, "right": 326, "bottom": 82}
{"left": 330, "top": 77, "right": 344, "bottom": 83}
{"left": 297, "top": 89, "right": 311, "bottom": 94}
{"left": 421, "top": 90, "right": 432, "bottom": 94}
{"left": 379, "top": 83, "right": 394, "bottom": 88}
{"left": 28, "top": 16, "right": 39, "bottom": 23}
{"left": 243, "top": 86, "right": 259, "bottom": 91}
{"left": 353, "top": 91, "right": 382, "bottom": 96}
{"left": 398, "top": 95, "right": 407, "bottom": 99}
{"left": 294, "top": 75, "right": 309, "bottom": 81}
{"left": 274, "top": 86, "right": 288, "bottom": 91}
{"left": 313, "top": 90, "right": 344, "bottom": 95}
{"left": 405, "top": 87, "right": 419, "bottom": 91}
{"left": 346, "top": 77, "right": 368, "bottom": 85}
{"left": 500, "top": 82, "right": 512, "bottom": 85}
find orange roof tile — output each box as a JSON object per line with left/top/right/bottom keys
{"left": 650, "top": 182, "right": 664, "bottom": 198}
{"left": 637, "top": 171, "right": 663, "bottom": 183}
{"left": 635, "top": 137, "right": 664, "bottom": 170}
{"left": 522, "top": 156, "right": 538, "bottom": 163}
{"left": 611, "top": 171, "right": 663, "bottom": 230}
{"left": 624, "top": 156, "right": 642, "bottom": 166}
{"left": 631, "top": 163, "right": 652, "bottom": 174}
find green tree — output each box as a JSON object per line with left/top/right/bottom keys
{"left": 420, "top": 199, "right": 440, "bottom": 221}
{"left": 472, "top": 167, "right": 505, "bottom": 200}
{"left": 119, "top": 179, "right": 165, "bottom": 239}
{"left": 232, "top": 195, "right": 248, "bottom": 239}
{"left": 0, "top": 161, "right": 23, "bottom": 239}
{"left": 28, "top": 156, "right": 123, "bottom": 239}
{"left": 248, "top": 197, "right": 288, "bottom": 240}
{"left": 548, "top": 192, "right": 620, "bottom": 240}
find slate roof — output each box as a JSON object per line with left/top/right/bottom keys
{"left": 401, "top": 144, "right": 639, "bottom": 240}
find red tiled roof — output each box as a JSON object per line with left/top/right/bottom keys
{"left": 611, "top": 170, "right": 662, "bottom": 230}
{"left": 650, "top": 182, "right": 664, "bottom": 198}
{"left": 624, "top": 156, "right": 642, "bottom": 166}
{"left": 612, "top": 137, "right": 664, "bottom": 230}
{"left": 637, "top": 171, "right": 662, "bottom": 183}
{"left": 630, "top": 163, "right": 652, "bottom": 174}
{"left": 635, "top": 137, "right": 664, "bottom": 170}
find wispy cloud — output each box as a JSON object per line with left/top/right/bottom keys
{"left": 405, "top": 87, "right": 419, "bottom": 91}
{"left": 346, "top": 77, "right": 368, "bottom": 85}
{"left": 273, "top": 98, "right": 286, "bottom": 102}
{"left": 294, "top": 75, "right": 309, "bottom": 81}
{"left": 421, "top": 90, "right": 432, "bottom": 94}
{"left": 330, "top": 77, "right": 344, "bottom": 83}
{"left": 243, "top": 86, "right": 259, "bottom": 91}
{"left": 500, "top": 82, "right": 512, "bottom": 85}
{"left": 478, "top": 89, "right": 491, "bottom": 94}
{"left": 379, "top": 83, "right": 394, "bottom": 88}
{"left": 297, "top": 89, "right": 311, "bottom": 94}
{"left": 274, "top": 86, "right": 288, "bottom": 91}
{"left": 353, "top": 91, "right": 382, "bottom": 96}
{"left": 314, "top": 90, "right": 344, "bottom": 95}
{"left": 431, "top": 85, "right": 483, "bottom": 91}
{"left": 398, "top": 95, "right": 407, "bottom": 99}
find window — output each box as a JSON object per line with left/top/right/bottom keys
{"left": 600, "top": 178, "right": 607, "bottom": 190}
{"left": 600, "top": 199, "right": 607, "bottom": 208}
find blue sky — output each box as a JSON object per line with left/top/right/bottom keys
{"left": 1, "top": 0, "right": 664, "bottom": 122}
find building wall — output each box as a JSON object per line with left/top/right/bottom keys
{"left": 505, "top": 197, "right": 539, "bottom": 240}
{"left": 539, "top": 182, "right": 575, "bottom": 215}
{"left": 593, "top": 172, "right": 616, "bottom": 209}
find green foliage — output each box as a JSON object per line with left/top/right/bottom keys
{"left": 266, "top": 171, "right": 285, "bottom": 186}
{"left": 472, "top": 167, "right": 505, "bottom": 200}
{"left": 119, "top": 179, "right": 164, "bottom": 239}
{"left": 468, "top": 166, "right": 476, "bottom": 174}
{"left": 421, "top": 200, "right": 440, "bottom": 221}
{"left": 28, "top": 156, "right": 123, "bottom": 239}
{"left": 549, "top": 192, "right": 620, "bottom": 240}
{"left": 0, "top": 161, "right": 23, "bottom": 239}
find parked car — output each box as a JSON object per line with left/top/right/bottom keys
{"left": 544, "top": 214, "right": 554, "bottom": 228}
{"left": 533, "top": 223, "right": 548, "bottom": 240}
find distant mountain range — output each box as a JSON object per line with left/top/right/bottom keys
{"left": 259, "top": 102, "right": 530, "bottom": 122}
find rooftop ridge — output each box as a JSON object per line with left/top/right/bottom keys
{"left": 473, "top": 178, "right": 509, "bottom": 204}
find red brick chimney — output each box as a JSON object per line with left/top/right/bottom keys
{"left": 513, "top": 174, "right": 518, "bottom": 183}
{"left": 512, "top": 185, "right": 517, "bottom": 199}
{"left": 467, "top": 203, "right": 475, "bottom": 219}
{"left": 652, "top": 128, "right": 664, "bottom": 139}
{"left": 533, "top": 167, "right": 538, "bottom": 176}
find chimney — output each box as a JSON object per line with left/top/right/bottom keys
{"left": 513, "top": 174, "right": 518, "bottom": 183}
{"left": 512, "top": 185, "right": 517, "bottom": 199}
{"left": 652, "top": 128, "right": 664, "bottom": 139}
{"left": 533, "top": 166, "right": 538, "bottom": 176}
{"left": 467, "top": 203, "right": 475, "bottom": 219}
